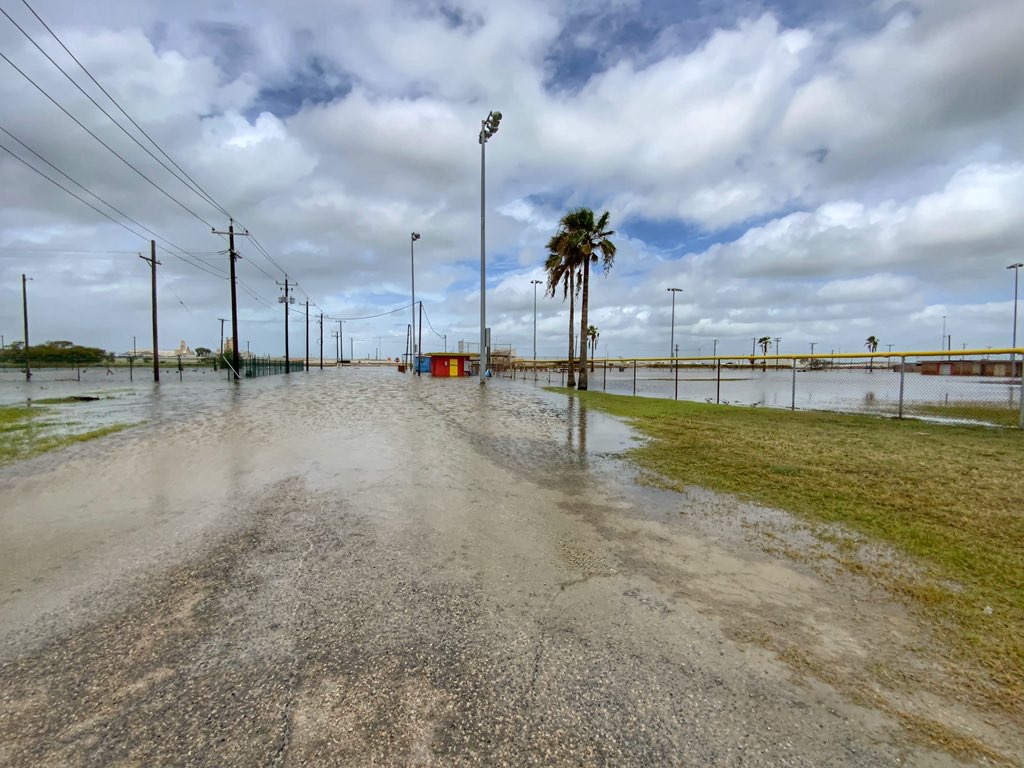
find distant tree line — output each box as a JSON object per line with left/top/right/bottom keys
{"left": 0, "top": 340, "right": 113, "bottom": 365}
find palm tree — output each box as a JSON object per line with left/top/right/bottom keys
{"left": 548, "top": 208, "right": 616, "bottom": 390}
{"left": 865, "top": 335, "right": 879, "bottom": 372}
{"left": 587, "top": 325, "right": 599, "bottom": 372}
{"left": 544, "top": 249, "right": 581, "bottom": 388}
{"left": 758, "top": 336, "right": 771, "bottom": 371}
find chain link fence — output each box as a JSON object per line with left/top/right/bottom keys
{"left": 514, "top": 349, "right": 1024, "bottom": 428}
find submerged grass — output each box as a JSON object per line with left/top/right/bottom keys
{"left": 554, "top": 389, "right": 1024, "bottom": 711}
{"left": 0, "top": 404, "right": 130, "bottom": 466}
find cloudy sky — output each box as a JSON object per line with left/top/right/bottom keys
{"left": 1, "top": 0, "right": 1023, "bottom": 360}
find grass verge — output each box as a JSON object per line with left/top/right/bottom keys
{"left": 553, "top": 389, "right": 1024, "bottom": 713}
{"left": 0, "top": 404, "right": 131, "bottom": 467}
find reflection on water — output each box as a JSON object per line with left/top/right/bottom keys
{"left": 520, "top": 366, "right": 1021, "bottom": 418}
{"left": 0, "top": 368, "right": 639, "bottom": 638}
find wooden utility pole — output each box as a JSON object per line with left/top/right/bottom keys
{"left": 277, "top": 278, "right": 293, "bottom": 373}
{"left": 305, "top": 300, "right": 310, "bottom": 372}
{"left": 21, "top": 273, "right": 31, "bottom": 381}
{"left": 212, "top": 220, "right": 249, "bottom": 379}
{"left": 319, "top": 312, "right": 323, "bottom": 370}
{"left": 138, "top": 240, "right": 161, "bottom": 382}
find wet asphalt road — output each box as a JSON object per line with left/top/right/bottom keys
{"left": 0, "top": 369, "right": 954, "bottom": 766}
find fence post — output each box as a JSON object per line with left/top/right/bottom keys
{"left": 603, "top": 360, "right": 607, "bottom": 391}
{"left": 716, "top": 358, "right": 721, "bottom": 404}
{"left": 633, "top": 361, "right": 637, "bottom": 396}
{"left": 791, "top": 357, "right": 797, "bottom": 410}
{"left": 898, "top": 356, "right": 906, "bottom": 419}
{"left": 1018, "top": 356, "right": 1024, "bottom": 428}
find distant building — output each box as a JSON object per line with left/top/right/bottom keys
{"left": 919, "top": 359, "right": 1021, "bottom": 377}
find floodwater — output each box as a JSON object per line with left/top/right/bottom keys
{"left": 0, "top": 368, "right": 1013, "bottom": 765}
{"left": 524, "top": 364, "right": 1022, "bottom": 419}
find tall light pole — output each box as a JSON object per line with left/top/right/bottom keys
{"left": 668, "top": 288, "right": 682, "bottom": 399}
{"left": 479, "top": 109, "right": 502, "bottom": 380}
{"left": 1008, "top": 263, "right": 1023, "bottom": 373}
{"left": 774, "top": 337, "right": 782, "bottom": 367}
{"left": 531, "top": 279, "right": 542, "bottom": 366}
{"left": 411, "top": 232, "right": 421, "bottom": 370}
{"left": 667, "top": 288, "right": 682, "bottom": 359}
{"left": 712, "top": 338, "right": 718, "bottom": 358}
{"left": 941, "top": 315, "right": 947, "bottom": 354}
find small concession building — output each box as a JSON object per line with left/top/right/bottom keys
{"left": 428, "top": 353, "right": 473, "bottom": 377}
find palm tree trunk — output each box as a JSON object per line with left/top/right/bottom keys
{"left": 567, "top": 270, "right": 576, "bottom": 388}
{"left": 578, "top": 259, "right": 590, "bottom": 390}
{"left": 589, "top": 338, "right": 595, "bottom": 372}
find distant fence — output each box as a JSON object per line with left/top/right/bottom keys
{"left": 510, "top": 349, "right": 1024, "bottom": 429}
{"left": 243, "top": 356, "right": 304, "bottom": 377}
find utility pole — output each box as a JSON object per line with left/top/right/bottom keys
{"left": 276, "top": 278, "right": 295, "bottom": 372}
{"left": 21, "top": 273, "right": 31, "bottom": 381}
{"left": 319, "top": 312, "right": 323, "bottom": 370}
{"left": 305, "top": 300, "right": 310, "bottom": 372}
{"left": 338, "top": 320, "right": 344, "bottom": 365}
{"left": 331, "top": 330, "right": 339, "bottom": 364}
{"left": 212, "top": 220, "right": 249, "bottom": 379}
{"left": 138, "top": 240, "right": 160, "bottom": 382}
{"left": 809, "top": 342, "right": 816, "bottom": 355}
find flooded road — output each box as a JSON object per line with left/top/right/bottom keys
{"left": 0, "top": 369, "right": 971, "bottom": 765}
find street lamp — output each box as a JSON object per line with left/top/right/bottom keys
{"left": 479, "top": 109, "right": 502, "bottom": 381}
{"left": 411, "top": 232, "right": 421, "bottom": 371}
{"left": 774, "top": 337, "right": 781, "bottom": 368}
{"left": 1008, "top": 263, "right": 1023, "bottom": 373}
{"left": 531, "top": 279, "right": 542, "bottom": 378}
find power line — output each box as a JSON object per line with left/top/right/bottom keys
{"left": 325, "top": 302, "right": 416, "bottom": 322}
{"left": 19, "top": 0, "right": 232, "bottom": 220}
{"left": 0, "top": 50, "right": 215, "bottom": 228}
{"left": 0, "top": 5, "right": 227, "bottom": 222}
{"left": 0, "top": 124, "right": 226, "bottom": 277}
{"left": 421, "top": 303, "right": 445, "bottom": 339}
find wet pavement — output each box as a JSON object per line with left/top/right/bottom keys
{"left": 0, "top": 369, "right": 968, "bottom": 765}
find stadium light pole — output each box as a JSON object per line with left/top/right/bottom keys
{"left": 411, "top": 232, "right": 421, "bottom": 370}
{"left": 667, "top": 288, "right": 682, "bottom": 359}
{"left": 479, "top": 109, "right": 502, "bottom": 381}
{"left": 531, "top": 279, "right": 542, "bottom": 365}
{"left": 1009, "top": 263, "right": 1023, "bottom": 373}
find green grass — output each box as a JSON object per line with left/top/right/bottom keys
{"left": 907, "top": 401, "right": 1020, "bottom": 427}
{"left": 0, "top": 404, "right": 131, "bottom": 466}
{"left": 554, "top": 389, "right": 1024, "bottom": 709}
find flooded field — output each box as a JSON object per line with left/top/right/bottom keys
{"left": 0, "top": 368, "right": 1013, "bottom": 765}
{"left": 524, "top": 365, "right": 1023, "bottom": 423}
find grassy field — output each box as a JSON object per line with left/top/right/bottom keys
{"left": 554, "top": 389, "right": 1024, "bottom": 711}
{"left": 0, "top": 404, "right": 130, "bottom": 467}
{"left": 907, "top": 401, "right": 1021, "bottom": 427}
